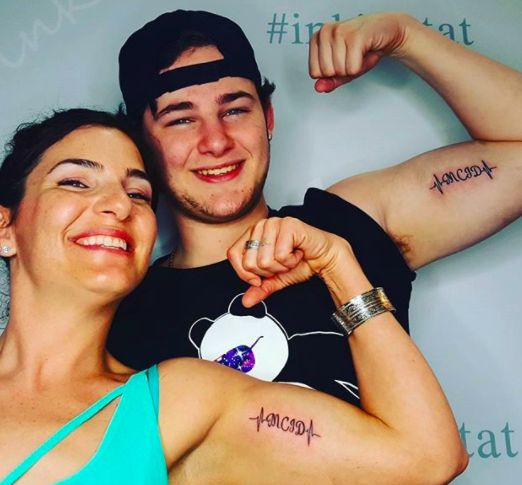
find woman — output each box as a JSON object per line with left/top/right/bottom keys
{"left": 0, "top": 108, "right": 467, "bottom": 484}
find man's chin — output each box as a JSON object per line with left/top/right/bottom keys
{"left": 180, "top": 202, "right": 255, "bottom": 224}
{"left": 173, "top": 192, "right": 263, "bottom": 225}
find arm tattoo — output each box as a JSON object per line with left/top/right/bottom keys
{"left": 429, "top": 159, "right": 497, "bottom": 194}
{"left": 249, "top": 407, "right": 321, "bottom": 446}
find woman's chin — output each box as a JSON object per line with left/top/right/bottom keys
{"left": 79, "top": 270, "right": 142, "bottom": 301}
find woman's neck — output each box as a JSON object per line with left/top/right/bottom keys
{"left": 0, "top": 285, "right": 119, "bottom": 388}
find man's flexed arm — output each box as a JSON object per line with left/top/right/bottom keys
{"left": 310, "top": 12, "right": 522, "bottom": 140}
{"left": 311, "top": 13, "right": 522, "bottom": 268}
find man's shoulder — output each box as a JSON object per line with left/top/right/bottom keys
{"left": 273, "top": 187, "right": 388, "bottom": 242}
{"left": 272, "top": 187, "right": 415, "bottom": 285}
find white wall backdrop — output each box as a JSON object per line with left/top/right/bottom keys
{"left": 0, "top": 1, "right": 520, "bottom": 483}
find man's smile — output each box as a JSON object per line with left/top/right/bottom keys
{"left": 193, "top": 160, "right": 245, "bottom": 182}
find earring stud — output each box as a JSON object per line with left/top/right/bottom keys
{"left": 1, "top": 245, "right": 11, "bottom": 255}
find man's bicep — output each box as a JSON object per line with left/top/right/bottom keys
{"left": 378, "top": 140, "right": 522, "bottom": 269}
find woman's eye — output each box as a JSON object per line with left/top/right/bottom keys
{"left": 57, "top": 178, "right": 88, "bottom": 189}
{"left": 128, "top": 192, "right": 152, "bottom": 204}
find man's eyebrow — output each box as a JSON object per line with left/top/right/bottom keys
{"left": 156, "top": 101, "right": 194, "bottom": 119}
{"left": 127, "top": 168, "right": 151, "bottom": 183}
{"left": 218, "top": 91, "right": 255, "bottom": 105}
{"left": 47, "top": 158, "right": 102, "bottom": 174}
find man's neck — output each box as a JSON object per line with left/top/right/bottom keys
{"left": 169, "top": 199, "right": 269, "bottom": 268}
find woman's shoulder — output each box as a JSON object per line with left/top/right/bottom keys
{"left": 157, "top": 357, "right": 253, "bottom": 391}
{"left": 155, "top": 357, "right": 255, "bottom": 468}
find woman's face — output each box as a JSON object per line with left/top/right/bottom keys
{"left": 8, "top": 125, "right": 157, "bottom": 300}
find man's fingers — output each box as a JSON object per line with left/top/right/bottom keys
{"left": 309, "top": 32, "right": 321, "bottom": 78}
{"left": 361, "top": 50, "right": 383, "bottom": 73}
{"left": 317, "top": 30, "right": 336, "bottom": 77}
{"left": 314, "top": 76, "right": 353, "bottom": 93}
{"left": 345, "top": 41, "right": 364, "bottom": 76}
{"left": 310, "top": 18, "right": 387, "bottom": 92}
{"left": 332, "top": 38, "right": 348, "bottom": 76}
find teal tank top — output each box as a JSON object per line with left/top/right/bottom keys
{"left": 1, "top": 366, "right": 168, "bottom": 484}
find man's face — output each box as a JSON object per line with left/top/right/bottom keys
{"left": 142, "top": 45, "right": 273, "bottom": 223}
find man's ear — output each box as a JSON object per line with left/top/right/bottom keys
{"left": 0, "top": 206, "right": 16, "bottom": 257}
{"left": 265, "top": 102, "right": 274, "bottom": 136}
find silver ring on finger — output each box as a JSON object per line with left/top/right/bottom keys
{"left": 245, "top": 239, "right": 262, "bottom": 250}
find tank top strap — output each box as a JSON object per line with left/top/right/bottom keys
{"left": 145, "top": 364, "right": 160, "bottom": 418}
{"left": 1, "top": 383, "right": 126, "bottom": 485}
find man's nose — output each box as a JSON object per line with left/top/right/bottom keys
{"left": 197, "top": 120, "right": 234, "bottom": 157}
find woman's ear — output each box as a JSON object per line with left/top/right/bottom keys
{"left": 0, "top": 206, "right": 15, "bottom": 257}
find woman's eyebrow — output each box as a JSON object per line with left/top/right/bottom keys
{"left": 126, "top": 168, "right": 151, "bottom": 183}
{"left": 46, "top": 159, "right": 150, "bottom": 183}
{"left": 47, "top": 158, "right": 102, "bottom": 174}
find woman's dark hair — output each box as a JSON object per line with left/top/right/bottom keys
{"left": 0, "top": 108, "right": 154, "bottom": 217}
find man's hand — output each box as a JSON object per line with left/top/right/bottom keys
{"left": 309, "top": 12, "right": 413, "bottom": 93}
{"left": 312, "top": 12, "right": 522, "bottom": 268}
{"left": 227, "top": 217, "right": 369, "bottom": 307}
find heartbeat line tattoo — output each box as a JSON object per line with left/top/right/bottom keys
{"left": 249, "top": 407, "right": 321, "bottom": 446}
{"left": 429, "top": 160, "right": 497, "bottom": 194}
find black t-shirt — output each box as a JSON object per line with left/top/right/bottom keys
{"left": 107, "top": 189, "right": 415, "bottom": 405}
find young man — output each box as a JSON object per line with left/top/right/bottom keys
{"left": 107, "top": 10, "right": 522, "bottom": 405}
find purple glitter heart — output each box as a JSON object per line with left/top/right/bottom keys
{"left": 215, "top": 345, "right": 256, "bottom": 373}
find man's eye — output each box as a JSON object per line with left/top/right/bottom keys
{"left": 224, "top": 108, "right": 248, "bottom": 117}
{"left": 165, "top": 117, "right": 193, "bottom": 127}
{"left": 57, "top": 179, "right": 88, "bottom": 189}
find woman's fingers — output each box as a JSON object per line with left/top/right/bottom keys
{"left": 241, "top": 261, "right": 309, "bottom": 308}
{"left": 229, "top": 217, "right": 352, "bottom": 305}
{"left": 228, "top": 218, "right": 306, "bottom": 290}
{"left": 227, "top": 226, "right": 263, "bottom": 287}
{"left": 228, "top": 218, "right": 287, "bottom": 286}
{"left": 255, "top": 218, "right": 291, "bottom": 274}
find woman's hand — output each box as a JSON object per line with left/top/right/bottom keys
{"left": 227, "top": 217, "right": 371, "bottom": 307}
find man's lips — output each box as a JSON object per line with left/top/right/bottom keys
{"left": 71, "top": 229, "right": 134, "bottom": 253}
{"left": 192, "top": 160, "right": 245, "bottom": 182}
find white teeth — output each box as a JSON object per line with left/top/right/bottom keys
{"left": 76, "top": 235, "right": 128, "bottom": 251}
{"left": 197, "top": 163, "right": 238, "bottom": 176}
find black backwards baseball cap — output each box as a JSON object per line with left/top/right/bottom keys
{"left": 119, "top": 10, "right": 262, "bottom": 120}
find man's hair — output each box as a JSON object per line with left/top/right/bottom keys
{"left": 119, "top": 10, "right": 276, "bottom": 123}
{"left": 149, "top": 30, "right": 275, "bottom": 117}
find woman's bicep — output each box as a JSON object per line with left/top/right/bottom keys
{"left": 204, "top": 379, "right": 415, "bottom": 484}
